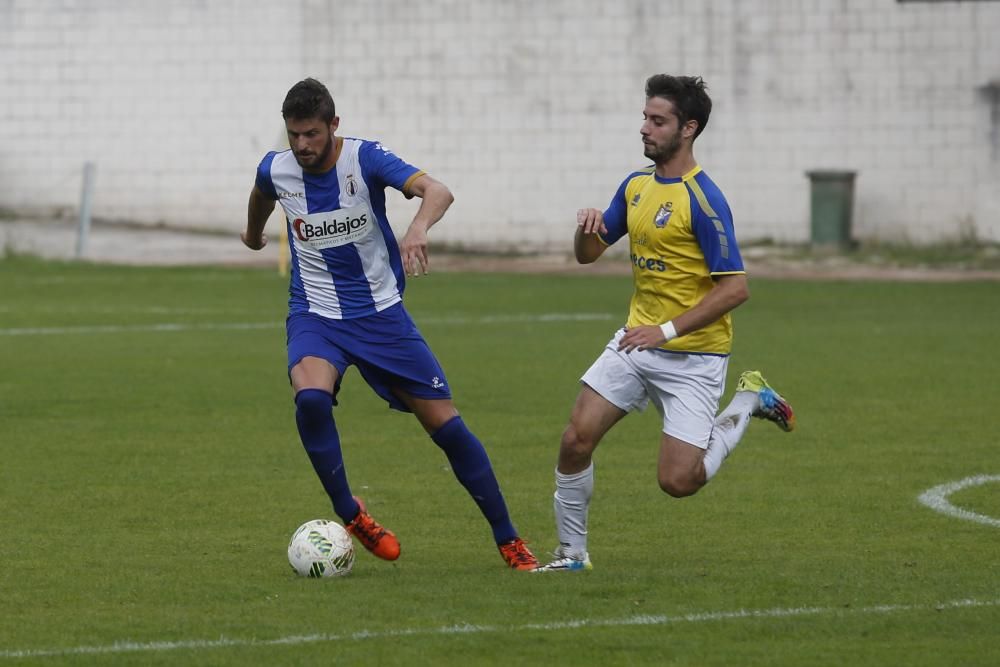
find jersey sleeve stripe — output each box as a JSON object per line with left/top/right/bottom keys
{"left": 401, "top": 170, "right": 426, "bottom": 196}
{"left": 686, "top": 178, "right": 719, "bottom": 219}
{"left": 256, "top": 151, "right": 280, "bottom": 200}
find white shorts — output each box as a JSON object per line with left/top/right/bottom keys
{"left": 580, "top": 328, "right": 729, "bottom": 449}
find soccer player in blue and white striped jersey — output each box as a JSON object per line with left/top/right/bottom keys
{"left": 242, "top": 78, "right": 537, "bottom": 570}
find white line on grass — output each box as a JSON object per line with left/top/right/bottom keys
{"left": 0, "top": 313, "right": 616, "bottom": 337}
{"left": 0, "top": 305, "right": 252, "bottom": 315}
{"left": 0, "top": 322, "right": 280, "bottom": 336}
{"left": 917, "top": 475, "right": 1000, "bottom": 528}
{"left": 1, "top": 597, "right": 996, "bottom": 660}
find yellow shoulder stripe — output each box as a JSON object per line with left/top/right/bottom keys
{"left": 686, "top": 177, "right": 718, "bottom": 219}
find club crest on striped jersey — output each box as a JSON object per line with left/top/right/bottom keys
{"left": 291, "top": 203, "right": 375, "bottom": 249}
{"left": 345, "top": 174, "right": 358, "bottom": 197}
{"left": 653, "top": 202, "right": 673, "bottom": 228}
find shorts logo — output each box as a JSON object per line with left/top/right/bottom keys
{"left": 654, "top": 202, "right": 673, "bottom": 228}
{"left": 431, "top": 377, "right": 446, "bottom": 390}
{"left": 345, "top": 174, "right": 358, "bottom": 197}
{"left": 291, "top": 203, "right": 375, "bottom": 250}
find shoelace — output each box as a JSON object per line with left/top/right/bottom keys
{"left": 349, "top": 514, "right": 386, "bottom": 547}
{"left": 502, "top": 541, "right": 536, "bottom": 565}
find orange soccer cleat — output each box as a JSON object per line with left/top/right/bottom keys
{"left": 498, "top": 537, "right": 539, "bottom": 571}
{"left": 345, "top": 496, "right": 401, "bottom": 561}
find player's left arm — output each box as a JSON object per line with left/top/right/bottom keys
{"left": 618, "top": 274, "right": 748, "bottom": 352}
{"left": 673, "top": 273, "right": 750, "bottom": 334}
{"left": 619, "top": 182, "right": 748, "bottom": 352}
{"left": 399, "top": 174, "right": 454, "bottom": 277}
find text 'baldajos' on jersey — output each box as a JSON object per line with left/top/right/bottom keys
{"left": 255, "top": 137, "right": 424, "bottom": 320}
{"left": 599, "top": 165, "right": 745, "bottom": 356}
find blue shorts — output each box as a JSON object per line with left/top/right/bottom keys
{"left": 286, "top": 303, "right": 451, "bottom": 412}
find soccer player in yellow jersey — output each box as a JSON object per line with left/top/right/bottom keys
{"left": 535, "top": 75, "right": 796, "bottom": 573}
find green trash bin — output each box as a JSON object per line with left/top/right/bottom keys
{"left": 806, "top": 170, "right": 856, "bottom": 248}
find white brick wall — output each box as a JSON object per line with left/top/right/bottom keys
{"left": 1, "top": 0, "right": 998, "bottom": 246}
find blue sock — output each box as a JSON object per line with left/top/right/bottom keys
{"left": 431, "top": 416, "right": 517, "bottom": 544}
{"left": 294, "top": 389, "right": 359, "bottom": 523}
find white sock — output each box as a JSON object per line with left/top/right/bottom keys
{"left": 703, "top": 391, "right": 756, "bottom": 480}
{"left": 553, "top": 463, "right": 594, "bottom": 557}
{"left": 718, "top": 389, "right": 758, "bottom": 420}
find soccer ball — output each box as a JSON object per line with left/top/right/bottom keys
{"left": 287, "top": 519, "right": 355, "bottom": 578}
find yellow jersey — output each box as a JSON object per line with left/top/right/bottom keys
{"left": 598, "top": 165, "right": 745, "bottom": 356}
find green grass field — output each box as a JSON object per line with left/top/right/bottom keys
{"left": 1, "top": 256, "right": 998, "bottom": 666}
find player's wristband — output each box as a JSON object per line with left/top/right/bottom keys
{"left": 659, "top": 321, "right": 678, "bottom": 342}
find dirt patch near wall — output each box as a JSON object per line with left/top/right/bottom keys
{"left": 4, "top": 218, "right": 999, "bottom": 282}
{"left": 428, "top": 251, "right": 1000, "bottom": 282}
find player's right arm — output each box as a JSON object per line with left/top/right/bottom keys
{"left": 574, "top": 208, "right": 609, "bottom": 264}
{"left": 242, "top": 185, "right": 275, "bottom": 251}
{"left": 576, "top": 176, "right": 630, "bottom": 264}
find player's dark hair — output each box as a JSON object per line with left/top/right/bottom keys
{"left": 645, "top": 74, "right": 712, "bottom": 139}
{"left": 282, "top": 78, "right": 336, "bottom": 122}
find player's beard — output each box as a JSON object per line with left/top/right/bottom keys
{"left": 643, "top": 129, "right": 683, "bottom": 164}
{"left": 294, "top": 131, "right": 334, "bottom": 171}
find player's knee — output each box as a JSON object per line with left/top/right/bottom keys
{"left": 294, "top": 389, "right": 334, "bottom": 427}
{"left": 560, "top": 424, "right": 596, "bottom": 462}
{"left": 657, "top": 470, "right": 702, "bottom": 498}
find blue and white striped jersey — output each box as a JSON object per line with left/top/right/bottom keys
{"left": 255, "top": 137, "right": 425, "bottom": 320}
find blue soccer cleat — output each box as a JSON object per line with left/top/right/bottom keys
{"left": 736, "top": 370, "right": 796, "bottom": 432}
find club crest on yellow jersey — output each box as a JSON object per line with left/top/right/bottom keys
{"left": 654, "top": 202, "right": 673, "bottom": 228}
